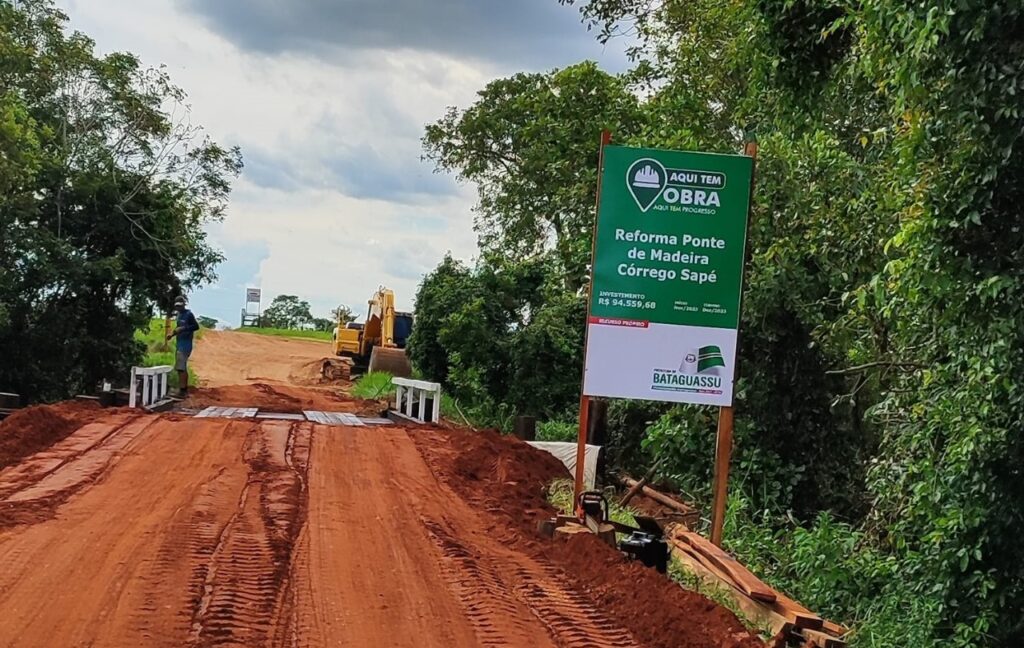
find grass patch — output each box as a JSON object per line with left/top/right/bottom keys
{"left": 440, "top": 394, "right": 516, "bottom": 432}
{"left": 351, "top": 372, "right": 394, "bottom": 399}
{"left": 237, "top": 326, "right": 332, "bottom": 341}
{"left": 537, "top": 420, "right": 577, "bottom": 442}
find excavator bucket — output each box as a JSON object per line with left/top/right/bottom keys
{"left": 368, "top": 346, "right": 413, "bottom": 378}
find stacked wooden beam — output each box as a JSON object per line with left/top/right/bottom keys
{"left": 668, "top": 527, "right": 849, "bottom": 647}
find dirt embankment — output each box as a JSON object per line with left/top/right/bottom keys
{"left": 181, "top": 383, "right": 379, "bottom": 414}
{"left": 411, "top": 427, "right": 764, "bottom": 648}
{"left": 0, "top": 401, "right": 112, "bottom": 470}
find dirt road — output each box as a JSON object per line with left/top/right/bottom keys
{"left": 191, "top": 329, "right": 333, "bottom": 387}
{"left": 0, "top": 413, "right": 649, "bottom": 647}
{"left": 0, "top": 332, "right": 762, "bottom": 648}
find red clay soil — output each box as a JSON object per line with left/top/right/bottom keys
{"left": 0, "top": 401, "right": 105, "bottom": 470}
{"left": 410, "top": 426, "right": 765, "bottom": 648}
{"left": 182, "top": 382, "right": 378, "bottom": 414}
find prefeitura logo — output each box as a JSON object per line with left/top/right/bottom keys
{"left": 650, "top": 345, "right": 726, "bottom": 395}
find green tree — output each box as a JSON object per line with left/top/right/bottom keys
{"left": 261, "top": 295, "right": 313, "bottom": 329}
{"left": 423, "top": 62, "right": 646, "bottom": 291}
{"left": 0, "top": 0, "right": 241, "bottom": 402}
{"left": 311, "top": 317, "right": 334, "bottom": 332}
{"left": 409, "top": 253, "right": 580, "bottom": 419}
{"left": 561, "top": 0, "right": 1024, "bottom": 644}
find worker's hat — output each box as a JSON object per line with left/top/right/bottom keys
{"left": 174, "top": 295, "right": 187, "bottom": 306}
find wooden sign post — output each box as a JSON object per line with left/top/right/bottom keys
{"left": 710, "top": 139, "right": 758, "bottom": 546}
{"left": 574, "top": 130, "right": 613, "bottom": 506}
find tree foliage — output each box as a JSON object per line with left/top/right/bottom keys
{"left": 417, "top": 0, "right": 1024, "bottom": 644}
{"left": 410, "top": 254, "right": 584, "bottom": 420}
{"left": 424, "top": 62, "right": 645, "bottom": 291}
{"left": 261, "top": 295, "right": 314, "bottom": 330}
{"left": 0, "top": 0, "right": 241, "bottom": 401}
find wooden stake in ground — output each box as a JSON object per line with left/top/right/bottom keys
{"left": 709, "top": 138, "right": 759, "bottom": 547}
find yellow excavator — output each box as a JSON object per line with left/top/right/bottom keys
{"left": 329, "top": 287, "right": 413, "bottom": 378}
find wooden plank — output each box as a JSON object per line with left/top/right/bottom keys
{"left": 0, "top": 392, "right": 22, "bottom": 408}
{"left": 797, "top": 627, "right": 847, "bottom": 648}
{"left": 360, "top": 417, "right": 394, "bottom": 426}
{"left": 677, "top": 530, "right": 778, "bottom": 603}
{"left": 822, "top": 620, "right": 849, "bottom": 637}
{"left": 256, "top": 412, "right": 305, "bottom": 421}
{"left": 303, "top": 411, "right": 327, "bottom": 424}
{"left": 771, "top": 589, "right": 824, "bottom": 631}
{"left": 670, "top": 540, "right": 793, "bottom": 638}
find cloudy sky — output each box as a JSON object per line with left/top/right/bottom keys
{"left": 59, "top": 0, "right": 628, "bottom": 323}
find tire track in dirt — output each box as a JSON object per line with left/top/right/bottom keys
{"left": 422, "top": 519, "right": 555, "bottom": 647}
{"left": 419, "top": 507, "right": 639, "bottom": 647}
{"left": 189, "top": 421, "right": 311, "bottom": 647}
{"left": 0, "top": 417, "right": 250, "bottom": 646}
{"left": 0, "top": 395, "right": 757, "bottom": 647}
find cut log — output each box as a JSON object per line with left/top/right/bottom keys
{"left": 620, "top": 477, "right": 699, "bottom": 516}
{"left": 620, "top": 459, "right": 664, "bottom": 507}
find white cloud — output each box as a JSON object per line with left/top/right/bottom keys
{"left": 58, "top": 0, "right": 620, "bottom": 324}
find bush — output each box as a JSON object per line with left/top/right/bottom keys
{"left": 537, "top": 420, "right": 577, "bottom": 442}
{"left": 350, "top": 372, "right": 394, "bottom": 400}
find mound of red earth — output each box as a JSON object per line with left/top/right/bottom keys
{"left": 411, "top": 426, "right": 765, "bottom": 648}
{"left": 0, "top": 401, "right": 102, "bottom": 470}
{"left": 183, "top": 383, "right": 378, "bottom": 414}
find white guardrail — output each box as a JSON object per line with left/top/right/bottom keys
{"left": 392, "top": 377, "right": 441, "bottom": 424}
{"left": 129, "top": 365, "right": 172, "bottom": 408}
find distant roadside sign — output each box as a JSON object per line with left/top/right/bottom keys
{"left": 583, "top": 145, "right": 754, "bottom": 406}
{"left": 246, "top": 288, "right": 261, "bottom": 303}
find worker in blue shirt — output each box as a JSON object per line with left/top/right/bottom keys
{"left": 166, "top": 295, "right": 200, "bottom": 397}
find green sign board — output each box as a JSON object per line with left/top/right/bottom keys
{"left": 583, "top": 145, "right": 754, "bottom": 406}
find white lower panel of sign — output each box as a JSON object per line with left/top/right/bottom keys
{"left": 583, "top": 322, "right": 737, "bottom": 406}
